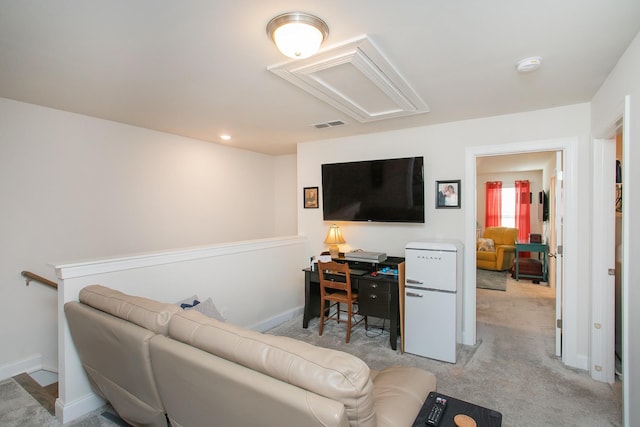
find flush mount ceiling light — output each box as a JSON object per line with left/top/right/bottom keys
{"left": 516, "top": 56, "right": 543, "bottom": 73}
{"left": 266, "top": 12, "right": 329, "bottom": 59}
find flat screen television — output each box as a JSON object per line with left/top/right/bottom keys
{"left": 321, "top": 157, "right": 424, "bottom": 223}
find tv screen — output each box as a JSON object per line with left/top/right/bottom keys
{"left": 322, "top": 157, "right": 424, "bottom": 223}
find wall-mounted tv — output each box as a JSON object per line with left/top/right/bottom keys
{"left": 322, "top": 157, "right": 424, "bottom": 223}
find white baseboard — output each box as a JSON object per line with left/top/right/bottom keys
{"left": 250, "top": 306, "right": 304, "bottom": 332}
{"left": 0, "top": 354, "right": 42, "bottom": 381}
{"left": 55, "top": 393, "right": 105, "bottom": 424}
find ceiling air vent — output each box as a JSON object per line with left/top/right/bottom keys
{"left": 313, "top": 120, "right": 346, "bottom": 129}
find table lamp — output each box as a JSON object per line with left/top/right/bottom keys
{"left": 324, "top": 224, "right": 345, "bottom": 258}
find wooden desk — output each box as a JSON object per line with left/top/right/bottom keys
{"left": 515, "top": 242, "right": 548, "bottom": 282}
{"left": 303, "top": 264, "right": 401, "bottom": 350}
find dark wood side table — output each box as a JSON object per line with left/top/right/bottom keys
{"left": 413, "top": 392, "right": 502, "bottom": 427}
{"left": 303, "top": 258, "right": 402, "bottom": 350}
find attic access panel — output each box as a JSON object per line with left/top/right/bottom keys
{"left": 268, "top": 36, "right": 429, "bottom": 123}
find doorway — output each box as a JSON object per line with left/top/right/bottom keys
{"left": 475, "top": 150, "right": 560, "bottom": 357}
{"left": 463, "top": 137, "right": 579, "bottom": 368}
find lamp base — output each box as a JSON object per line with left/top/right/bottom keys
{"left": 328, "top": 245, "right": 340, "bottom": 259}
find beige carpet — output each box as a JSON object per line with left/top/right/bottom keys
{"left": 0, "top": 378, "right": 124, "bottom": 427}
{"left": 0, "top": 378, "right": 59, "bottom": 427}
{"left": 269, "top": 276, "right": 622, "bottom": 426}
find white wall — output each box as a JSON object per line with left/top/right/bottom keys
{"left": 273, "top": 154, "right": 298, "bottom": 236}
{"left": 591, "top": 31, "right": 640, "bottom": 427}
{"left": 0, "top": 98, "right": 297, "bottom": 379}
{"left": 297, "top": 103, "right": 591, "bottom": 357}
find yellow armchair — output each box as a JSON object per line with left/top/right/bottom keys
{"left": 477, "top": 227, "right": 518, "bottom": 271}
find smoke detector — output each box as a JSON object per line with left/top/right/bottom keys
{"left": 516, "top": 56, "right": 542, "bottom": 73}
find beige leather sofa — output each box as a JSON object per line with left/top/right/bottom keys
{"left": 65, "top": 285, "right": 437, "bottom": 427}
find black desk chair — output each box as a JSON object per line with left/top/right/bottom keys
{"left": 317, "top": 261, "right": 367, "bottom": 343}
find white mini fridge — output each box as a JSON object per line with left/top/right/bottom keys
{"left": 404, "top": 239, "right": 463, "bottom": 363}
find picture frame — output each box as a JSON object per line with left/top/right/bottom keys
{"left": 436, "top": 180, "right": 461, "bottom": 209}
{"left": 303, "top": 187, "right": 319, "bottom": 209}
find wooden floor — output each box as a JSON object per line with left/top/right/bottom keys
{"left": 12, "top": 373, "right": 58, "bottom": 415}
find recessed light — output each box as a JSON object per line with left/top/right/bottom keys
{"left": 516, "top": 56, "right": 542, "bottom": 73}
{"left": 220, "top": 134, "right": 232, "bottom": 141}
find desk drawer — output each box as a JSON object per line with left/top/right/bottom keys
{"left": 359, "top": 282, "right": 390, "bottom": 317}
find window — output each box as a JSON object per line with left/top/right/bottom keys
{"left": 501, "top": 187, "right": 515, "bottom": 227}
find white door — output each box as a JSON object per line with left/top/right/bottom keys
{"left": 590, "top": 138, "right": 617, "bottom": 383}
{"left": 550, "top": 152, "right": 564, "bottom": 357}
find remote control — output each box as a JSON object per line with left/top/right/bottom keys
{"left": 425, "top": 396, "right": 447, "bottom": 426}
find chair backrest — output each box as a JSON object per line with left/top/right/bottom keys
{"left": 318, "top": 261, "right": 353, "bottom": 296}
{"left": 483, "top": 227, "right": 518, "bottom": 246}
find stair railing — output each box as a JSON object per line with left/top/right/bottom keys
{"left": 21, "top": 271, "right": 58, "bottom": 290}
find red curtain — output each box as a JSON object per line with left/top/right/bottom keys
{"left": 515, "top": 180, "right": 531, "bottom": 254}
{"left": 485, "top": 181, "right": 502, "bottom": 228}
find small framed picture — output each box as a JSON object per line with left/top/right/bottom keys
{"left": 303, "top": 187, "right": 319, "bottom": 209}
{"left": 436, "top": 180, "right": 461, "bottom": 209}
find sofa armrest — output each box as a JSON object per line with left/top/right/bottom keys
{"left": 371, "top": 366, "right": 436, "bottom": 427}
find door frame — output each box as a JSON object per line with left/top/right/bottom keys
{"left": 464, "top": 137, "right": 579, "bottom": 368}
{"left": 549, "top": 159, "right": 563, "bottom": 357}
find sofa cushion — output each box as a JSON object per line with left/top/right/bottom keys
{"left": 79, "top": 285, "right": 181, "bottom": 335}
{"left": 175, "top": 294, "right": 200, "bottom": 308}
{"left": 476, "top": 250, "right": 497, "bottom": 262}
{"left": 189, "top": 297, "right": 226, "bottom": 322}
{"left": 168, "top": 310, "right": 376, "bottom": 427}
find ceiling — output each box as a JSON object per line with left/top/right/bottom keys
{"left": 1, "top": 1, "right": 639, "bottom": 156}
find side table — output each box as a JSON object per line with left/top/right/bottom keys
{"left": 514, "top": 242, "right": 548, "bottom": 282}
{"left": 412, "top": 392, "right": 502, "bottom": 427}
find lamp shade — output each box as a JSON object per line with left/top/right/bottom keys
{"left": 267, "top": 12, "right": 329, "bottom": 59}
{"left": 324, "top": 225, "right": 345, "bottom": 244}
{"left": 324, "top": 224, "right": 345, "bottom": 258}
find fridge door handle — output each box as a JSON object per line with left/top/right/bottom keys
{"left": 406, "top": 292, "right": 424, "bottom": 298}
{"left": 406, "top": 278, "right": 423, "bottom": 285}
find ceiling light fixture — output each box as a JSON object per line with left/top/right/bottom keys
{"left": 516, "top": 56, "right": 543, "bottom": 73}
{"left": 266, "top": 12, "right": 329, "bottom": 59}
